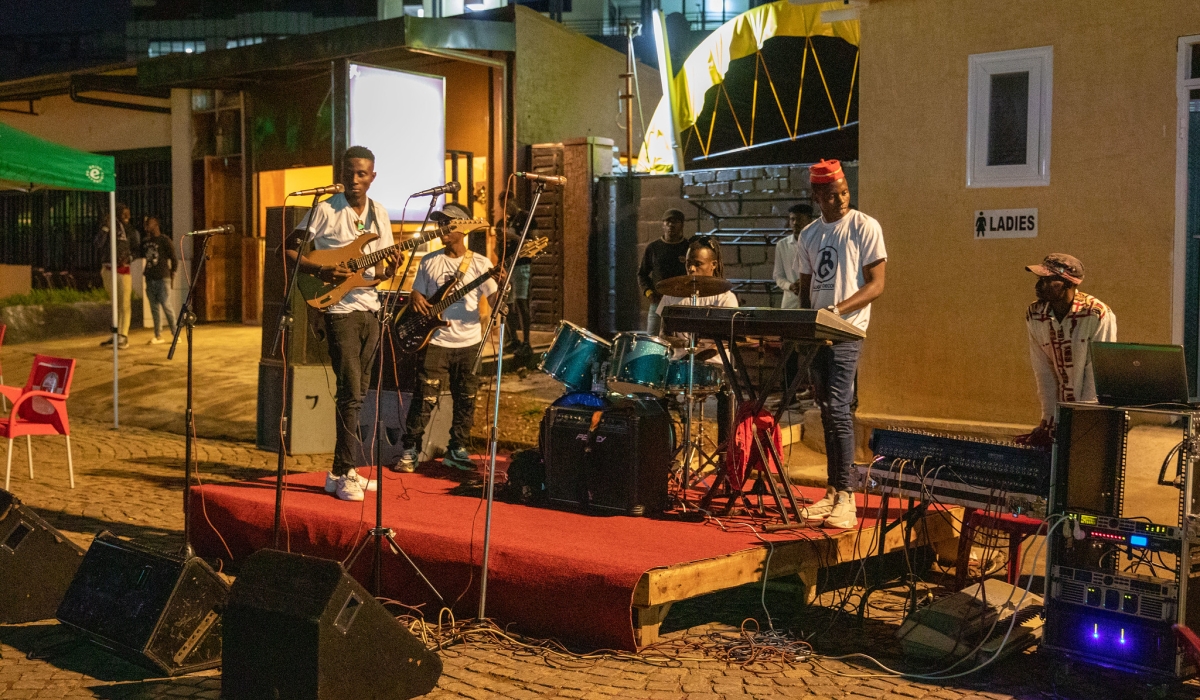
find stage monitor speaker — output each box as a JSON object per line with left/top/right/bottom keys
{"left": 0, "top": 490, "right": 84, "bottom": 623}
{"left": 257, "top": 360, "right": 337, "bottom": 454}
{"left": 262, "top": 205, "right": 329, "bottom": 365}
{"left": 56, "top": 532, "right": 228, "bottom": 676}
{"left": 541, "top": 398, "right": 672, "bottom": 515}
{"left": 222, "top": 549, "right": 442, "bottom": 700}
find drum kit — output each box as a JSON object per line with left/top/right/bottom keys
{"left": 536, "top": 274, "right": 735, "bottom": 505}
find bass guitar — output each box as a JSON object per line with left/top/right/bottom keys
{"left": 297, "top": 218, "right": 488, "bottom": 310}
{"left": 391, "top": 237, "right": 549, "bottom": 354}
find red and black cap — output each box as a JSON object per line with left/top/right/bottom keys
{"left": 1026, "top": 253, "right": 1084, "bottom": 285}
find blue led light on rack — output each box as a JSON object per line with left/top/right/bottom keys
{"left": 1129, "top": 534, "right": 1148, "bottom": 547}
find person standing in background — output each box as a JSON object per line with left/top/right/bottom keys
{"left": 140, "top": 215, "right": 177, "bottom": 345}
{"left": 774, "top": 202, "right": 816, "bottom": 402}
{"left": 95, "top": 203, "right": 140, "bottom": 349}
{"left": 637, "top": 208, "right": 691, "bottom": 335}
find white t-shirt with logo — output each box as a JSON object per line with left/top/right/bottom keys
{"left": 798, "top": 209, "right": 886, "bottom": 332}
{"left": 296, "top": 193, "right": 394, "bottom": 314}
{"left": 412, "top": 249, "right": 497, "bottom": 348}
{"left": 656, "top": 290, "right": 740, "bottom": 365}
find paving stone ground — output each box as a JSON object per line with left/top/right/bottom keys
{"left": 1, "top": 329, "right": 1199, "bottom": 698}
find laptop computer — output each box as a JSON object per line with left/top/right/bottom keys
{"left": 1090, "top": 342, "right": 1191, "bottom": 406}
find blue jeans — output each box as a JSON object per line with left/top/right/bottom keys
{"left": 146, "top": 278, "right": 176, "bottom": 336}
{"left": 810, "top": 340, "right": 861, "bottom": 492}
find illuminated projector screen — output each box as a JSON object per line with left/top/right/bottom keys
{"left": 348, "top": 63, "right": 445, "bottom": 222}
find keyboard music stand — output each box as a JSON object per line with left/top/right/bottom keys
{"left": 661, "top": 307, "right": 864, "bottom": 529}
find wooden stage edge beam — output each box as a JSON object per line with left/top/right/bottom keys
{"left": 630, "top": 506, "right": 964, "bottom": 647}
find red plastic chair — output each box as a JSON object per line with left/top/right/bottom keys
{"left": 0, "top": 354, "right": 75, "bottom": 490}
{"left": 0, "top": 324, "right": 6, "bottom": 412}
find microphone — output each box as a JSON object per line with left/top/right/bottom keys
{"left": 411, "top": 181, "right": 462, "bottom": 197}
{"left": 185, "top": 225, "right": 235, "bottom": 236}
{"left": 515, "top": 172, "right": 567, "bottom": 186}
{"left": 287, "top": 184, "right": 344, "bottom": 197}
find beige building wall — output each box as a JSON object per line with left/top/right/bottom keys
{"left": 857, "top": 0, "right": 1200, "bottom": 425}
{"left": 0, "top": 93, "right": 170, "bottom": 153}
{"left": 513, "top": 6, "right": 661, "bottom": 150}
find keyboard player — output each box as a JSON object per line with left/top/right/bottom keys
{"left": 797, "top": 159, "right": 887, "bottom": 529}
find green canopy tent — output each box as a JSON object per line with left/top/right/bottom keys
{"left": 0, "top": 121, "right": 122, "bottom": 428}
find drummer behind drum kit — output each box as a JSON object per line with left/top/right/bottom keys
{"left": 535, "top": 274, "right": 735, "bottom": 513}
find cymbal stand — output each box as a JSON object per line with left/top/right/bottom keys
{"left": 676, "top": 291, "right": 700, "bottom": 507}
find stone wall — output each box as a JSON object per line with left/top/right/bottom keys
{"left": 628, "top": 163, "right": 859, "bottom": 313}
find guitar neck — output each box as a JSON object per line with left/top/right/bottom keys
{"left": 432, "top": 267, "right": 498, "bottom": 315}
{"left": 351, "top": 228, "right": 441, "bottom": 270}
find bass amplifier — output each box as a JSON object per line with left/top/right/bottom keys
{"left": 541, "top": 398, "right": 671, "bottom": 515}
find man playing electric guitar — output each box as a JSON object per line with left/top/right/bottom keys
{"left": 397, "top": 204, "right": 505, "bottom": 473}
{"left": 286, "top": 145, "right": 396, "bottom": 502}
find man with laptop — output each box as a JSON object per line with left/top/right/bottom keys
{"left": 1019, "top": 254, "right": 1117, "bottom": 446}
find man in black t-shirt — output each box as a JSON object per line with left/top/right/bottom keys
{"left": 637, "top": 208, "right": 690, "bottom": 334}
{"left": 141, "top": 215, "right": 177, "bottom": 344}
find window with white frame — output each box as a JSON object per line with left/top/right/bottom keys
{"left": 967, "top": 46, "right": 1053, "bottom": 187}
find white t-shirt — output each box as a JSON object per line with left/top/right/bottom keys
{"left": 656, "top": 290, "right": 740, "bottom": 364}
{"left": 413, "top": 249, "right": 497, "bottom": 348}
{"left": 798, "top": 209, "right": 886, "bottom": 331}
{"left": 296, "top": 194, "right": 394, "bottom": 314}
{"left": 773, "top": 233, "right": 804, "bottom": 309}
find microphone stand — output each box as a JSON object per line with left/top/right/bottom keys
{"left": 167, "top": 230, "right": 217, "bottom": 556}
{"left": 477, "top": 181, "right": 546, "bottom": 619}
{"left": 344, "top": 194, "right": 443, "bottom": 603}
{"left": 269, "top": 191, "right": 322, "bottom": 547}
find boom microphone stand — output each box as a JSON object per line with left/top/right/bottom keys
{"left": 477, "top": 180, "right": 549, "bottom": 619}
{"left": 269, "top": 191, "right": 323, "bottom": 547}
{"left": 167, "top": 229, "right": 218, "bottom": 555}
{"left": 344, "top": 193, "right": 443, "bottom": 602}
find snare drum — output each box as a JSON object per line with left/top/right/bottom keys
{"left": 665, "top": 358, "right": 723, "bottom": 395}
{"left": 539, "top": 321, "right": 611, "bottom": 393}
{"left": 606, "top": 332, "right": 671, "bottom": 396}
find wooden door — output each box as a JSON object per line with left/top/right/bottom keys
{"left": 197, "top": 155, "right": 244, "bottom": 321}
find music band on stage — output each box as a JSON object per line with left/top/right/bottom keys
{"left": 286, "top": 147, "right": 1117, "bottom": 535}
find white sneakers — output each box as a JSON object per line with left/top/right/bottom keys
{"left": 326, "top": 469, "right": 378, "bottom": 501}
{"left": 800, "top": 492, "right": 837, "bottom": 521}
{"left": 802, "top": 490, "right": 858, "bottom": 529}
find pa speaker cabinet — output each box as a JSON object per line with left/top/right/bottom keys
{"left": 0, "top": 490, "right": 84, "bottom": 623}
{"left": 356, "top": 389, "right": 454, "bottom": 468}
{"left": 542, "top": 398, "right": 671, "bottom": 515}
{"left": 261, "top": 205, "right": 329, "bottom": 365}
{"left": 222, "top": 549, "right": 442, "bottom": 700}
{"left": 256, "top": 360, "right": 336, "bottom": 454}
{"left": 56, "top": 532, "right": 228, "bottom": 675}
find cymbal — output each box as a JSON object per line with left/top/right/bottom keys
{"left": 655, "top": 274, "right": 733, "bottom": 298}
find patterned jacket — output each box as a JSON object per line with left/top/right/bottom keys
{"left": 1026, "top": 291, "right": 1117, "bottom": 422}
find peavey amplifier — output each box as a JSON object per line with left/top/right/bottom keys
{"left": 541, "top": 398, "right": 671, "bottom": 515}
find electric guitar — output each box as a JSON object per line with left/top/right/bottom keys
{"left": 297, "top": 218, "right": 489, "bottom": 310}
{"left": 391, "top": 237, "right": 550, "bottom": 354}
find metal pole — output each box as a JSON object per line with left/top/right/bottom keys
{"left": 479, "top": 182, "right": 547, "bottom": 619}
{"left": 109, "top": 191, "right": 119, "bottom": 429}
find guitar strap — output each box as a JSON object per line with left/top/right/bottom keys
{"left": 446, "top": 250, "right": 474, "bottom": 294}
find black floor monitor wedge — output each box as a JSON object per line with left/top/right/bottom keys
{"left": 222, "top": 549, "right": 442, "bottom": 700}
{"left": 0, "top": 490, "right": 85, "bottom": 623}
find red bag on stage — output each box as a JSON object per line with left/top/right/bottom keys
{"left": 726, "top": 404, "right": 784, "bottom": 491}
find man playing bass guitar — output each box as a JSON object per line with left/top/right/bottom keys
{"left": 286, "top": 145, "right": 396, "bottom": 502}
{"left": 397, "top": 204, "right": 504, "bottom": 473}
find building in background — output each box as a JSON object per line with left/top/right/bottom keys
{"left": 856, "top": 0, "right": 1200, "bottom": 426}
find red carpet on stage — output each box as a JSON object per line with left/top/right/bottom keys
{"left": 189, "top": 460, "right": 851, "bottom": 651}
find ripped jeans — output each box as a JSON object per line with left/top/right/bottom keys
{"left": 402, "top": 343, "right": 481, "bottom": 452}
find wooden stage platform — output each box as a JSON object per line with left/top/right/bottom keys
{"left": 188, "top": 463, "right": 963, "bottom": 651}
